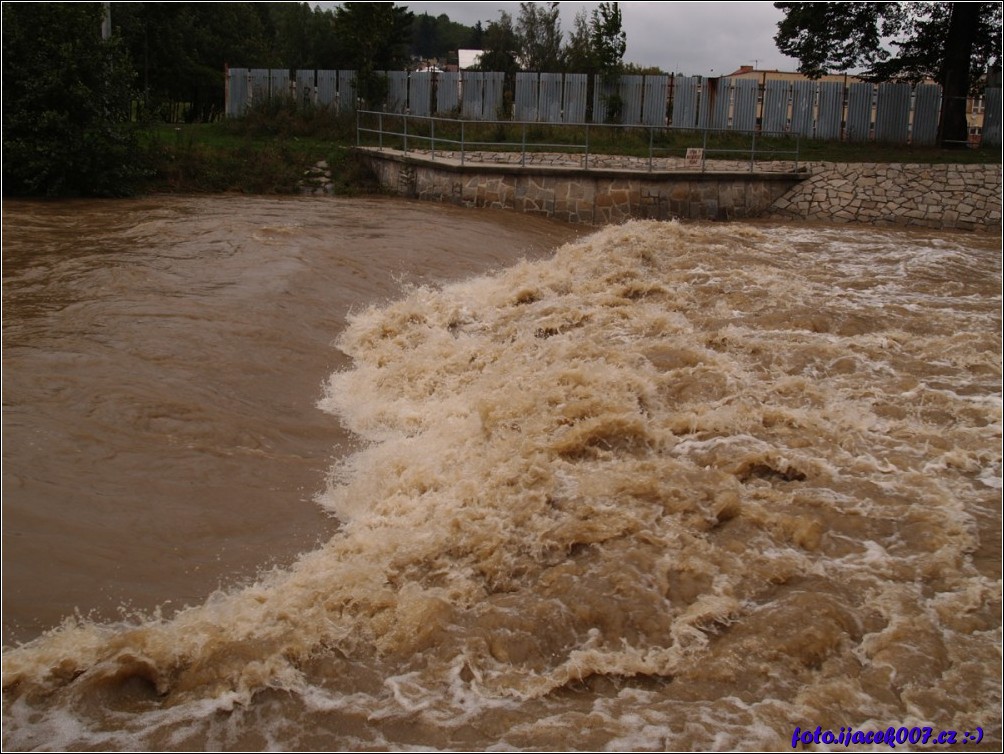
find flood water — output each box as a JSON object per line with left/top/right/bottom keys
{"left": 2, "top": 196, "right": 1000, "bottom": 750}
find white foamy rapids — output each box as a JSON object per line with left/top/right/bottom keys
{"left": 4, "top": 221, "right": 1000, "bottom": 750}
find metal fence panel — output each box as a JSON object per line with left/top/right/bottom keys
{"left": 791, "top": 80, "right": 815, "bottom": 137}
{"left": 338, "top": 70, "right": 356, "bottom": 111}
{"left": 381, "top": 71, "right": 407, "bottom": 113}
{"left": 762, "top": 79, "right": 788, "bottom": 133}
{"left": 540, "top": 73, "right": 563, "bottom": 123}
{"left": 816, "top": 81, "right": 843, "bottom": 140}
{"left": 484, "top": 72, "right": 505, "bottom": 119}
{"left": 250, "top": 68, "right": 270, "bottom": 107}
{"left": 732, "top": 77, "right": 757, "bottom": 131}
{"left": 619, "top": 75, "right": 644, "bottom": 125}
{"left": 295, "top": 70, "right": 315, "bottom": 108}
{"left": 316, "top": 70, "right": 337, "bottom": 108}
{"left": 515, "top": 72, "right": 538, "bottom": 121}
{"left": 671, "top": 75, "right": 700, "bottom": 128}
{"left": 698, "top": 77, "right": 722, "bottom": 129}
{"left": 640, "top": 74, "right": 668, "bottom": 126}
{"left": 563, "top": 73, "right": 588, "bottom": 123}
{"left": 462, "top": 72, "right": 483, "bottom": 119}
{"left": 437, "top": 71, "right": 459, "bottom": 113}
{"left": 911, "top": 84, "right": 941, "bottom": 146}
{"left": 409, "top": 72, "right": 432, "bottom": 116}
{"left": 593, "top": 76, "right": 618, "bottom": 123}
{"left": 461, "top": 72, "right": 503, "bottom": 119}
{"left": 874, "top": 82, "right": 911, "bottom": 143}
{"left": 846, "top": 82, "right": 873, "bottom": 142}
{"left": 234, "top": 68, "right": 997, "bottom": 150}
{"left": 983, "top": 87, "right": 1002, "bottom": 146}
{"left": 227, "top": 68, "right": 249, "bottom": 116}
{"left": 710, "top": 78, "right": 734, "bottom": 129}
{"left": 270, "top": 69, "right": 291, "bottom": 101}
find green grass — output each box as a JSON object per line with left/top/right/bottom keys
{"left": 136, "top": 104, "right": 377, "bottom": 195}
{"left": 356, "top": 112, "right": 1001, "bottom": 166}
{"left": 135, "top": 105, "right": 999, "bottom": 195}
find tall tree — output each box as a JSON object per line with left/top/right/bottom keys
{"left": 113, "top": 3, "right": 273, "bottom": 121}
{"left": 3, "top": 2, "right": 145, "bottom": 195}
{"left": 516, "top": 2, "right": 564, "bottom": 72}
{"left": 334, "top": 2, "right": 414, "bottom": 105}
{"left": 470, "top": 21, "right": 486, "bottom": 50}
{"left": 477, "top": 11, "right": 519, "bottom": 77}
{"left": 590, "top": 2, "right": 626, "bottom": 74}
{"left": 265, "top": 2, "right": 342, "bottom": 71}
{"left": 411, "top": 12, "right": 478, "bottom": 63}
{"left": 412, "top": 12, "right": 440, "bottom": 59}
{"left": 563, "top": 9, "right": 596, "bottom": 74}
{"left": 590, "top": 2, "right": 626, "bottom": 122}
{"left": 774, "top": 2, "right": 1002, "bottom": 146}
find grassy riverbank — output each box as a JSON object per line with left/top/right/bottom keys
{"left": 140, "top": 108, "right": 999, "bottom": 195}
{"left": 139, "top": 109, "right": 378, "bottom": 195}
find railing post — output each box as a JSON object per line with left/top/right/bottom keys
{"left": 648, "top": 126, "right": 654, "bottom": 172}
{"left": 431, "top": 117, "right": 436, "bottom": 160}
{"left": 702, "top": 127, "right": 708, "bottom": 173}
{"left": 356, "top": 109, "right": 360, "bottom": 147}
{"left": 403, "top": 113, "right": 408, "bottom": 153}
{"left": 749, "top": 127, "right": 756, "bottom": 173}
{"left": 584, "top": 123, "right": 590, "bottom": 170}
{"left": 378, "top": 111, "right": 383, "bottom": 151}
{"left": 460, "top": 120, "right": 465, "bottom": 166}
{"left": 521, "top": 121, "right": 527, "bottom": 167}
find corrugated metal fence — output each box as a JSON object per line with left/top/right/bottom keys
{"left": 226, "top": 67, "right": 1001, "bottom": 146}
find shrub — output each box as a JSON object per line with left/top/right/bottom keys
{"left": 2, "top": 3, "right": 149, "bottom": 196}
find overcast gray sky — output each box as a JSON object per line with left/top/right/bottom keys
{"left": 403, "top": 1, "right": 802, "bottom": 76}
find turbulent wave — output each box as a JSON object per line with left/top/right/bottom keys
{"left": 3, "top": 220, "right": 1000, "bottom": 750}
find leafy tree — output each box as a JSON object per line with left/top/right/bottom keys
{"left": 590, "top": 2, "right": 627, "bottom": 122}
{"left": 307, "top": 6, "right": 342, "bottom": 70}
{"left": 773, "top": 3, "right": 902, "bottom": 78}
{"left": 264, "top": 2, "right": 341, "bottom": 71}
{"left": 477, "top": 11, "right": 520, "bottom": 78}
{"left": 774, "top": 2, "right": 1002, "bottom": 146}
{"left": 411, "top": 12, "right": 477, "bottom": 63}
{"left": 590, "top": 2, "right": 626, "bottom": 74}
{"left": 869, "top": 3, "right": 1001, "bottom": 88}
{"left": 516, "top": 2, "right": 564, "bottom": 72}
{"left": 563, "top": 9, "right": 596, "bottom": 74}
{"left": 412, "top": 12, "right": 440, "bottom": 59}
{"left": 470, "top": 21, "right": 486, "bottom": 51}
{"left": 334, "top": 2, "right": 414, "bottom": 105}
{"left": 2, "top": 2, "right": 146, "bottom": 196}
{"left": 112, "top": 3, "right": 273, "bottom": 121}
{"left": 621, "top": 62, "right": 668, "bottom": 75}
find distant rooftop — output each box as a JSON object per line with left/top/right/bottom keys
{"left": 458, "top": 49, "right": 483, "bottom": 70}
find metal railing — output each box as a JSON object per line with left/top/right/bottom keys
{"left": 356, "top": 110, "right": 801, "bottom": 173}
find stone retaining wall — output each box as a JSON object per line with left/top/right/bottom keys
{"left": 358, "top": 149, "right": 803, "bottom": 224}
{"left": 357, "top": 148, "right": 1002, "bottom": 232}
{"left": 414, "top": 149, "right": 799, "bottom": 173}
{"left": 768, "top": 162, "right": 1001, "bottom": 231}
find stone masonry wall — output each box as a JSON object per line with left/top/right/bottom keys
{"left": 768, "top": 162, "right": 1001, "bottom": 231}
{"left": 358, "top": 149, "right": 1002, "bottom": 232}
{"left": 360, "top": 150, "right": 801, "bottom": 225}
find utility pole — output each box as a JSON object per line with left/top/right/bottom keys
{"left": 101, "top": 2, "right": 111, "bottom": 39}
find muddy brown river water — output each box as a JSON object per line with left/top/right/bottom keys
{"left": 2, "top": 195, "right": 1000, "bottom": 750}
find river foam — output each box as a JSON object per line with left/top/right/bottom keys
{"left": 3, "top": 219, "right": 1000, "bottom": 750}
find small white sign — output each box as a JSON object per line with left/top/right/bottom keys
{"left": 686, "top": 148, "right": 704, "bottom": 168}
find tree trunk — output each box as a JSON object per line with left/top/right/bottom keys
{"left": 938, "top": 2, "right": 978, "bottom": 148}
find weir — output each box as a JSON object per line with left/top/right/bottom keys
{"left": 355, "top": 147, "right": 807, "bottom": 224}
{"left": 357, "top": 148, "right": 1002, "bottom": 231}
